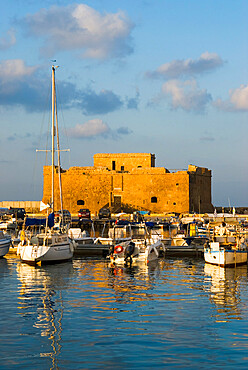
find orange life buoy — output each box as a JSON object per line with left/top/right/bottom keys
{"left": 114, "top": 245, "right": 123, "bottom": 254}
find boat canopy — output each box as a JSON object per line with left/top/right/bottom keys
{"left": 145, "top": 221, "right": 155, "bottom": 228}
{"left": 25, "top": 212, "right": 54, "bottom": 228}
{"left": 25, "top": 218, "right": 46, "bottom": 226}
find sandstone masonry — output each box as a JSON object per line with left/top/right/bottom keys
{"left": 42, "top": 153, "right": 214, "bottom": 214}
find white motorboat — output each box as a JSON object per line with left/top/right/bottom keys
{"left": 18, "top": 65, "right": 73, "bottom": 264}
{"left": 0, "top": 216, "right": 17, "bottom": 230}
{"left": 108, "top": 237, "right": 164, "bottom": 266}
{"left": 68, "top": 228, "right": 109, "bottom": 256}
{"left": 204, "top": 241, "right": 247, "bottom": 267}
{"left": 93, "top": 223, "right": 132, "bottom": 248}
{"left": 0, "top": 231, "right": 11, "bottom": 257}
{"left": 171, "top": 222, "right": 208, "bottom": 247}
{"left": 204, "top": 226, "right": 248, "bottom": 267}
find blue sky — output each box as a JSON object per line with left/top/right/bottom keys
{"left": 0, "top": 0, "right": 248, "bottom": 206}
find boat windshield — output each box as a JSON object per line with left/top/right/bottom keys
{"left": 37, "top": 236, "right": 53, "bottom": 246}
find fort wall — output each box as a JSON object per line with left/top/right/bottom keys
{"left": 42, "top": 153, "right": 213, "bottom": 214}
{"left": 94, "top": 153, "right": 156, "bottom": 171}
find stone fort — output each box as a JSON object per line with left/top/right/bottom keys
{"left": 42, "top": 153, "right": 214, "bottom": 214}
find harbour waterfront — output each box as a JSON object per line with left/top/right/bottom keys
{"left": 1, "top": 255, "right": 248, "bottom": 369}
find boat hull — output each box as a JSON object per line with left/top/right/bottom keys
{"left": 18, "top": 233, "right": 73, "bottom": 264}
{"left": 204, "top": 244, "right": 247, "bottom": 267}
{"left": 73, "top": 239, "right": 109, "bottom": 256}
{"left": 18, "top": 243, "right": 73, "bottom": 264}
{"left": 164, "top": 245, "right": 204, "bottom": 257}
{"left": 0, "top": 238, "right": 11, "bottom": 257}
{"left": 109, "top": 240, "right": 162, "bottom": 265}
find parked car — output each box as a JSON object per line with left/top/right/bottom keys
{"left": 99, "top": 208, "right": 111, "bottom": 219}
{"left": 55, "top": 210, "right": 71, "bottom": 225}
{"left": 0, "top": 208, "right": 11, "bottom": 217}
{"left": 9, "top": 207, "right": 26, "bottom": 220}
{"left": 78, "top": 208, "right": 91, "bottom": 220}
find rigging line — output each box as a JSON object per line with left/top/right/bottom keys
{"left": 30, "top": 73, "right": 51, "bottom": 201}
{"left": 56, "top": 86, "right": 71, "bottom": 168}
{"left": 55, "top": 75, "right": 64, "bottom": 213}
{"left": 55, "top": 77, "right": 73, "bottom": 214}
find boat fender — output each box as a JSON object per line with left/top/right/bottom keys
{"left": 114, "top": 245, "right": 123, "bottom": 254}
{"left": 70, "top": 240, "right": 76, "bottom": 252}
{"left": 20, "top": 230, "right": 26, "bottom": 242}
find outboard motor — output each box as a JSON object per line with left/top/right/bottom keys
{"left": 124, "top": 241, "right": 135, "bottom": 265}
{"left": 109, "top": 245, "right": 115, "bottom": 255}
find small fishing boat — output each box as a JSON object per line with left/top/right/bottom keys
{"left": 204, "top": 241, "right": 247, "bottom": 267}
{"left": 68, "top": 228, "right": 109, "bottom": 256}
{"left": 108, "top": 234, "right": 164, "bottom": 266}
{"left": 93, "top": 222, "right": 132, "bottom": 248}
{"left": 0, "top": 231, "right": 12, "bottom": 257}
{"left": 204, "top": 224, "right": 248, "bottom": 267}
{"left": 204, "top": 242, "right": 247, "bottom": 267}
{"left": 162, "top": 221, "right": 208, "bottom": 257}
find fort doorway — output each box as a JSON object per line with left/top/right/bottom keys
{"left": 113, "top": 196, "right": 121, "bottom": 213}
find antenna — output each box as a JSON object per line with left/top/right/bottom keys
{"left": 228, "top": 198, "right": 231, "bottom": 213}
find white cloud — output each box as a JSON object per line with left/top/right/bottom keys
{"left": 214, "top": 84, "right": 248, "bottom": 112}
{"left": 162, "top": 79, "right": 212, "bottom": 112}
{"left": 147, "top": 52, "right": 224, "bottom": 79}
{"left": 22, "top": 4, "right": 134, "bottom": 59}
{"left": 0, "top": 59, "right": 37, "bottom": 82}
{"left": 67, "top": 119, "right": 110, "bottom": 138}
{"left": 0, "top": 29, "right": 16, "bottom": 50}
{"left": 66, "top": 119, "right": 133, "bottom": 139}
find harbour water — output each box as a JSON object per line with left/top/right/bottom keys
{"left": 1, "top": 255, "right": 248, "bottom": 369}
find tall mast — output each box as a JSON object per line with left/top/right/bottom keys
{"left": 51, "top": 66, "right": 55, "bottom": 213}
{"left": 55, "top": 79, "right": 64, "bottom": 213}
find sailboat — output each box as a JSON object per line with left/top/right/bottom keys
{"left": 17, "top": 66, "right": 74, "bottom": 264}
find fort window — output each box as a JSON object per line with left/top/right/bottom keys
{"left": 151, "top": 197, "right": 157, "bottom": 203}
{"left": 151, "top": 154, "right": 155, "bottom": 167}
{"left": 176, "top": 183, "right": 179, "bottom": 186}
{"left": 112, "top": 161, "right": 116, "bottom": 170}
{"left": 138, "top": 165, "right": 142, "bottom": 168}
{"left": 173, "top": 202, "right": 176, "bottom": 205}
{"left": 121, "top": 166, "right": 124, "bottom": 171}
{"left": 77, "top": 200, "right": 84, "bottom": 205}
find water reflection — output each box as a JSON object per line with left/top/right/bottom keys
{"left": 204, "top": 263, "right": 248, "bottom": 322}
{"left": 0, "top": 257, "right": 9, "bottom": 275}
{"left": 72, "top": 258, "right": 161, "bottom": 305}
{"left": 107, "top": 260, "right": 161, "bottom": 303}
{"left": 3, "top": 256, "right": 248, "bottom": 368}
{"left": 16, "top": 262, "right": 74, "bottom": 369}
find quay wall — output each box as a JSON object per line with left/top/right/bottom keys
{"left": 0, "top": 201, "right": 40, "bottom": 212}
